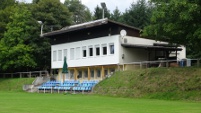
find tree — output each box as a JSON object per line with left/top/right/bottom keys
{"left": 0, "top": 7, "right": 14, "bottom": 38}
{"left": 0, "top": 4, "right": 36, "bottom": 72}
{"left": 64, "top": 0, "right": 92, "bottom": 24}
{"left": 121, "top": 0, "right": 153, "bottom": 29}
{"left": 32, "top": 0, "right": 40, "bottom": 3}
{"left": 32, "top": 0, "right": 72, "bottom": 32}
{"left": 0, "top": 0, "right": 15, "bottom": 10}
{"left": 0, "top": 0, "right": 16, "bottom": 38}
{"left": 143, "top": 0, "right": 201, "bottom": 58}
{"left": 93, "top": 5, "right": 110, "bottom": 20}
{"left": 0, "top": 0, "right": 73, "bottom": 72}
{"left": 27, "top": 0, "right": 73, "bottom": 70}
{"left": 110, "top": 7, "right": 123, "bottom": 22}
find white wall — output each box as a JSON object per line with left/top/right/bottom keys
{"left": 51, "top": 35, "right": 120, "bottom": 69}
{"left": 51, "top": 35, "right": 187, "bottom": 69}
{"left": 170, "top": 45, "right": 186, "bottom": 60}
{"left": 177, "top": 45, "right": 186, "bottom": 59}
{"left": 119, "top": 36, "right": 186, "bottom": 63}
{"left": 122, "top": 36, "right": 163, "bottom": 45}
{"left": 120, "top": 47, "right": 148, "bottom": 63}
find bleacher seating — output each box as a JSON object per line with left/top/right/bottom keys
{"left": 38, "top": 80, "right": 61, "bottom": 91}
{"left": 38, "top": 80, "right": 99, "bottom": 93}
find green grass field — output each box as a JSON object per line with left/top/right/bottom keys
{"left": 0, "top": 67, "right": 201, "bottom": 113}
{"left": 0, "top": 92, "right": 201, "bottom": 113}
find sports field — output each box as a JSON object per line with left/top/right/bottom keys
{"left": 0, "top": 92, "right": 200, "bottom": 113}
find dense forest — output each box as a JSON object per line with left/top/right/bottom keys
{"left": 0, "top": 0, "right": 200, "bottom": 72}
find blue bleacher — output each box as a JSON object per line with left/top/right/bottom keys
{"left": 38, "top": 80, "right": 61, "bottom": 91}
{"left": 38, "top": 80, "right": 99, "bottom": 93}
{"left": 71, "top": 80, "right": 99, "bottom": 91}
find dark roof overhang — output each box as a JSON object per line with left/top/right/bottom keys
{"left": 42, "top": 18, "right": 141, "bottom": 37}
{"left": 121, "top": 43, "right": 182, "bottom": 51}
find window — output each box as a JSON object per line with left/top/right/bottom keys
{"left": 70, "top": 70, "right": 74, "bottom": 79}
{"left": 105, "top": 70, "right": 108, "bottom": 76}
{"left": 97, "top": 69, "right": 101, "bottom": 78}
{"left": 70, "top": 48, "right": 75, "bottom": 60}
{"left": 95, "top": 45, "right": 100, "bottom": 56}
{"left": 84, "top": 70, "right": 88, "bottom": 78}
{"left": 82, "top": 46, "right": 87, "bottom": 57}
{"left": 109, "top": 43, "right": 114, "bottom": 54}
{"left": 110, "top": 69, "right": 115, "bottom": 73}
{"left": 77, "top": 71, "right": 82, "bottom": 79}
{"left": 88, "top": 45, "right": 93, "bottom": 57}
{"left": 91, "top": 70, "right": 94, "bottom": 78}
{"left": 102, "top": 44, "right": 107, "bottom": 55}
{"left": 58, "top": 50, "right": 62, "bottom": 61}
{"left": 63, "top": 49, "right": 67, "bottom": 59}
{"left": 53, "top": 51, "right": 57, "bottom": 61}
{"left": 76, "top": 47, "right": 80, "bottom": 59}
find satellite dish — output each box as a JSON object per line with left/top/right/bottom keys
{"left": 120, "top": 30, "right": 127, "bottom": 37}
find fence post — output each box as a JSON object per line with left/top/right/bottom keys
{"left": 197, "top": 59, "right": 200, "bottom": 67}
{"left": 20, "top": 73, "right": 22, "bottom": 78}
{"left": 140, "top": 62, "right": 142, "bottom": 69}
{"left": 40, "top": 71, "right": 42, "bottom": 77}
{"left": 146, "top": 63, "right": 147, "bottom": 68}
{"left": 166, "top": 61, "right": 169, "bottom": 67}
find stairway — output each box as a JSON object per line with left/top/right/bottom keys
{"left": 23, "top": 76, "right": 50, "bottom": 93}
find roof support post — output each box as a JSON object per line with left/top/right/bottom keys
{"left": 94, "top": 68, "right": 97, "bottom": 79}
{"left": 88, "top": 67, "right": 91, "bottom": 80}
{"left": 74, "top": 68, "right": 78, "bottom": 80}
{"left": 197, "top": 59, "right": 200, "bottom": 67}
{"left": 20, "top": 73, "right": 22, "bottom": 78}
{"left": 82, "top": 70, "right": 84, "bottom": 80}
{"left": 147, "top": 50, "right": 151, "bottom": 68}
{"left": 101, "top": 66, "right": 105, "bottom": 80}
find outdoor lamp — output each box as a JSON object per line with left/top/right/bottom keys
{"left": 101, "top": 2, "right": 106, "bottom": 19}
{"left": 37, "top": 21, "right": 44, "bottom": 37}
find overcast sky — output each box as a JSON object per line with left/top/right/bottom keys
{"left": 23, "top": 0, "right": 137, "bottom": 13}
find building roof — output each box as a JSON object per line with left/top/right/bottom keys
{"left": 42, "top": 18, "right": 141, "bottom": 37}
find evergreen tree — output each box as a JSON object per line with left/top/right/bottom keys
{"left": 121, "top": 0, "right": 153, "bottom": 29}
{"left": 110, "top": 7, "right": 123, "bottom": 22}
{"left": 64, "top": 0, "right": 92, "bottom": 24}
{"left": 93, "top": 5, "right": 110, "bottom": 20}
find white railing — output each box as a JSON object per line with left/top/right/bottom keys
{"left": 120, "top": 59, "right": 200, "bottom": 70}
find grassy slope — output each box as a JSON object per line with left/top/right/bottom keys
{"left": 0, "top": 78, "right": 35, "bottom": 92}
{"left": 94, "top": 67, "right": 201, "bottom": 101}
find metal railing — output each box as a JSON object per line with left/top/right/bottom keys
{"left": 121, "top": 59, "right": 200, "bottom": 70}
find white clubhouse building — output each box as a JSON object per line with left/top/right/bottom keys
{"left": 43, "top": 18, "right": 186, "bottom": 81}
